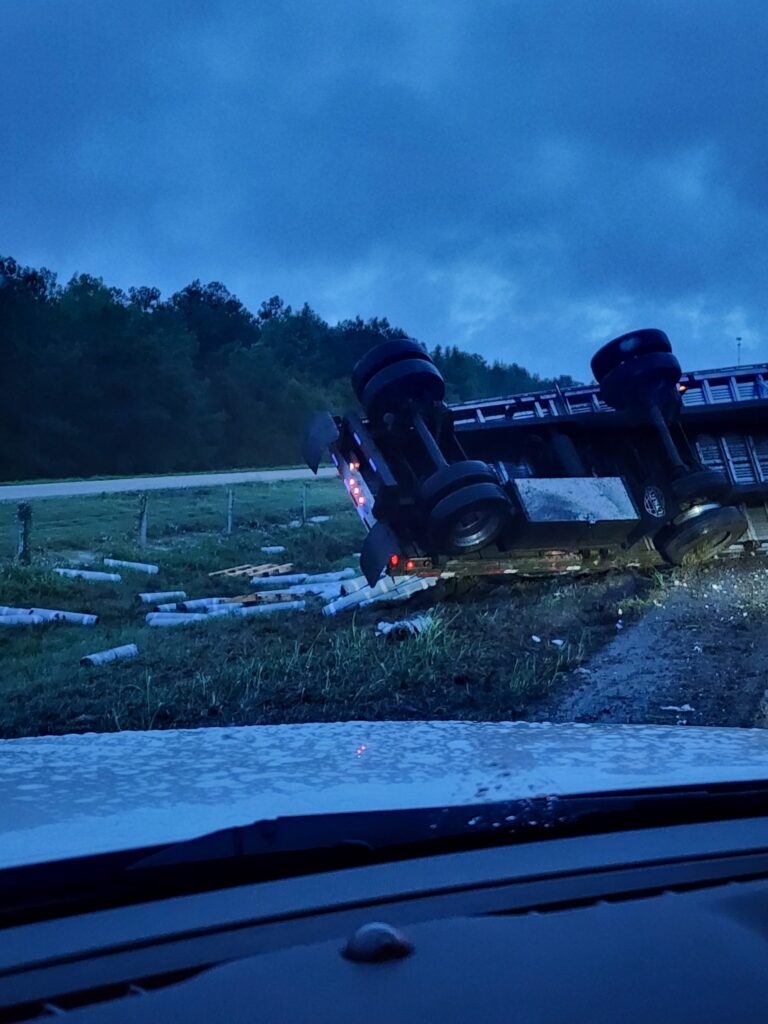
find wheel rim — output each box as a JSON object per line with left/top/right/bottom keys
{"left": 447, "top": 506, "right": 504, "bottom": 550}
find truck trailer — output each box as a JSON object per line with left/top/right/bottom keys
{"left": 304, "top": 329, "right": 768, "bottom": 586}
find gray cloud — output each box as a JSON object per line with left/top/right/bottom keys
{"left": 2, "top": 0, "right": 767, "bottom": 378}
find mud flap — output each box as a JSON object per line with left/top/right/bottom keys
{"left": 361, "top": 521, "right": 401, "bottom": 587}
{"left": 303, "top": 412, "right": 340, "bottom": 473}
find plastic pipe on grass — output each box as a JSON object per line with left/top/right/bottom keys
{"left": 145, "top": 612, "right": 208, "bottom": 626}
{"left": 81, "top": 644, "right": 139, "bottom": 666}
{"left": 139, "top": 591, "right": 187, "bottom": 604}
{"left": 0, "top": 614, "right": 45, "bottom": 626}
{"left": 103, "top": 558, "right": 159, "bottom": 574}
{"left": 0, "top": 606, "right": 98, "bottom": 625}
{"left": 55, "top": 568, "right": 122, "bottom": 582}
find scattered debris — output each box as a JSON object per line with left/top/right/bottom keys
{"left": 661, "top": 704, "right": 695, "bottom": 713}
{"left": 250, "top": 573, "right": 309, "bottom": 587}
{"left": 208, "top": 562, "right": 293, "bottom": 580}
{"left": 55, "top": 568, "right": 122, "bottom": 582}
{"left": 323, "top": 575, "right": 438, "bottom": 615}
{"left": 308, "top": 515, "right": 331, "bottom": 524}
{"left": 260, "top": 546, "right": 287, "bottom": 554}
{"left": 0, "top": 614, "right": 44, "bottom": 626}
{"left": 146, "top": 600, "right": 307, "bottom": 626}
{"left": 251, "top": 568, "right": 356, "bottom": 588}
{"left": 0, "top": 606, "right": 98, "bottom": 625}
{"left": 693, "top": 643, "right": 703, "bottom": 653}
{"left": 103, "top": 558, "right": 159, "bottom": 574}
{"left": 81, "top": 644, "right": 139, "bottom": 666}
{"left": 146, "top": 612, "right": 208, "bottom": 627}
{"left": 176, "top": 597, "right": 230, "bottom": 611}
{"left": 376, "top": 614, "right": 434, "bottom": 639}
{"left": 551, "top": 638, "right": 566, "bottom": 647}
{"left": 138, "top": 590, "right": 187, "bottom": 604}
{"left": 530, "top": 635, "right": 542, "bottom": 644}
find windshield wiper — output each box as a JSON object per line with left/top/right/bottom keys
{"left": 3, "top": 779, "right": 768, "bottom": 927}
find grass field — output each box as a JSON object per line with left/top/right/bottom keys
{"left": 0, "top": 479, "right": 651, "bottom": 738}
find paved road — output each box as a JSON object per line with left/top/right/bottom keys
{"left": 0, "top": 467, "right": 336, "bottom": 501}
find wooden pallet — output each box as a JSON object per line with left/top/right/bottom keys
{"left": 208, "top": 562, "right": 293, "bottom": 580}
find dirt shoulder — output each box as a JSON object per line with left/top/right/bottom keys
{"left": 534, "top": 560, "right": 768, "bottom": 728}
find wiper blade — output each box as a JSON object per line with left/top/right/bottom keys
{"left": 134, "top": 777, "right": 768, "bottom": 872}
{"left": 3, "top": 778, "right": 768, "bottom": 927}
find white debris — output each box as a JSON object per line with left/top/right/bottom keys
{"left": 288, "top": 520, "right": 302, "bottom": 528}
{"left": 551, "top": 638, "right": 566, "bottom": 647}
{"left": 138, "top": 590, "right": 187, "bottom": 604}
{"left": 235, "top": 601, "right": 305, "bottom": 617}
{"left": 305, "top": 568, "right": 356, "bottom": 583}
{"left": 103, "top": 558, "right": 159, "bottom": 575}
{"left": 260, "top": 546, "right": 287, "bottom": 554}
{"left": 661, "top": 704, "right": 695, "bottom": 713}
{"left": 55, "top": 568, "right": 122, "bottom": 582}
{"left": 376, "top": 614, "right": 434, "bottom": 639}
{"left": 178, "top": 597, "right": 230, "bottom": 611}
{"left": 308, "top": 515, "right": 331, "bottom": 523}
{"left": 81, "top": 644, "right": 139, "bottom": 666}
{"left": 616, "top": 620, "right": 624, "bottom": 630}
{"left": 0, "top": 606, "right": 98, "bottom": 625}
{"left": 0, "top": 614, "right": 45, "bottom": 626}
{"left": 250, "top": 573, "right": 309, "bottom": 587}
{"left": 693, "top": 643, "right": 703, "bottom": 654}
{"left": 145, "top": 612, "right": 208, "bottom": 626}
{"left": 530, "top": 635, "right": 542, "bottom": 644}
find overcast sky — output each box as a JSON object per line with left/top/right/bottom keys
{"left": 2, "top": 1, "right": 767, "bottom": 378}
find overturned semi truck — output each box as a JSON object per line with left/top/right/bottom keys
{"left": 304, "top": 329, "right": 768, "bottom": 586}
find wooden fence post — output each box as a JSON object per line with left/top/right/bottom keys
{"left": 137, "top": 492, "right": 148, "bottom": 548}
{"left": 226, "top": 487, "right": 235, "bottom": 535}
{"left": 302, "top": 482, "right": 309, "bottom": 525}
{"left": 16, "top": 502, "right": 31, "bottom": 565}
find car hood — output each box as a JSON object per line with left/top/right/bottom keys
{"left": 2, "top": 720, "right": 768, "bottom": 869}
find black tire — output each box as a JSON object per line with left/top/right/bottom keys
{"left": 419, "top": 461, "right": 498, "bottom": 507}
{"left": 671, "top": 469, "right": 730, "bottom": 504}
{"left": 655, "top": 505, "right": 747, "bottom": 566}
{"left": 428, "top": 481, "right": 511, "bottom": 554}
{"left": 591, "top": 329, "right": 672, "bottom": 383}
{"left": 351, "top": 338, "right": 432, "bottom": 401}
{"left": 600, "top": 351, "right": 681, "bottom": 411}
{"left": 361, "top": 358, "right": 446, "bottom": 421}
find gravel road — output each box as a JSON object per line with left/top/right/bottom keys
{"left": 0, "top": 467, "right": 336, "bottom": 501}
{"left": 536, "top": 561, "right": 768, "bottom": 729}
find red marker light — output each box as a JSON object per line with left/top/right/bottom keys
{"left": 405, "top": 559, "right": 415, "bottom": 570}
{"left": 357, "top": 496, "right": 366, "bottom": 505}
{"left": 389, "top": 554, "right": 400, "bottom": 567}
{"left": 678, "top": 383, "right": 687, "bottom": 393}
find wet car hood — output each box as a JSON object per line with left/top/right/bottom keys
{"left": 2, "top": 720, "right": 768, "bottom": 869}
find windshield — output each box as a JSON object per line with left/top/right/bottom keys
{"left": 1, "top": 1, "right": 768, "bottom": 870}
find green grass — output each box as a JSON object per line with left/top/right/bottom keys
{"left": 0, "top": 477, "right": 652, "bottom": 738}
{"left": 0, "top": 479, "right": 350, "bottom": 561}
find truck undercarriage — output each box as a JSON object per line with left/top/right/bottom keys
{"left": 304, "top": 330, "right": 768, "bottom": 586}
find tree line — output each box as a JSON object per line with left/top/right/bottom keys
{"left": 0, "top": 256, "right": 574, "bottom": 481}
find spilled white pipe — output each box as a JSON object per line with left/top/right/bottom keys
{"left": 0, "top": 614, "right": 44, "bottom": 626}
{"left": 250, "top": 573, "right": 309, "bottom": 588}
{"left": 145, "top": 612, "right": 208, "bottom": 626}
{"left": 139, "top": 590, "right": 187, "bottom": 604}
{"left": 55, "top": 568, "right": 122, "bottom": 582}
{"left": 0, "top": 606, "right": 98, "bottom": 625}
{"left": 103, "top": 558, "right": 159, "bottom": 574}
{"left": 81, "top": 644, "right": 139, "bottom": 666}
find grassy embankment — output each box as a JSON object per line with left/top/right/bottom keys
{"left": 0, "top": 479, "right": 649, "bottom": 737}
